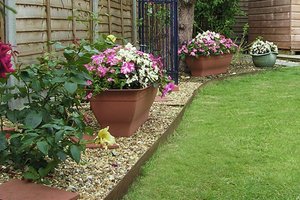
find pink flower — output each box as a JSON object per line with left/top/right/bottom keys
{"left": 0, "top": 42, "right": 15, "bottom": 78}
{"left": 103, "top": 48, "right": 117, "bottom": 55}
{"left": 161, "top": 82, "right": 175, "bottom": 97}
{"left": 137, "top": 51, "right": 144, "bottom": 56}
{"left": 190, "top": 52, "right": 196, "bottom": 56}
{"left": 84, "top": 64, "right": 95, "bottom": 71}
{"left": 97, "top": 65, "right": 108, "bottom": 77}
{"left": 107, "top": 54, "right": 119, "bottom": 66}
{"left": 121, "top": 62, "right": 135, "bottom": 74}
{"left": 107, "top": 78, "right": 114, "bottom": 82}
{"left": 92, "top": 54, "right": 105, "bottom": 64}
{"left": 86, "top": 80, "right": 92, "bottom": 86}
{"left": 85, "top": 92, "right": 93, "bottom": 100}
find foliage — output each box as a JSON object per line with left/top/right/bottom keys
{"left": 250, "top": 38, "right": 278, "bottom": 55}
{"left": 0, "top": 35, "right": 116, "bottom": 180}
{"left": 178, "top": 30, "right": 237, "bottom": 59}
{"left": 85, "top": 42, "right": 174, "bottom": 98}
{"left": 0, "top": 57, "right": 88, "bottom": 180}
{"left": 125, "top": 67, "right": 300, "bottom": 200}
{"left": 233, "top": 23, "right": 250, "bottom": 64}
{"left": 194, "top": 0, "right": 243, "bottom": 37}
{"left": 145, "top": 2, "right": 170, "bottom": 27}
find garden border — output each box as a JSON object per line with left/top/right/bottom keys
{"left": 104, "top": 70, "right": 262, "bottom": 200}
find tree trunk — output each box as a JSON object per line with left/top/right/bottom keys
{"left": 178, "top": 0, "right": 196, "bottom": 72}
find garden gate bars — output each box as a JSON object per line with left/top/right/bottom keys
{"left": 137, "top": 0, "right": 178, "bottom": 84}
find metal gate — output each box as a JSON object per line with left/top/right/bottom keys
{"left": 137, "top": 0, "right": 178, "bottom": 84}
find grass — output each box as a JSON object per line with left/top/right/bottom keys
{"left": 124, "top": 67, "right": 300, "bottom": 200}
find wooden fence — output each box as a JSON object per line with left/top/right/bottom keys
{"left": 6, "top": 0, "right": 134, "bottom": 64}
{"left": 248, "top": 0, "right": 292, "bottom": 50}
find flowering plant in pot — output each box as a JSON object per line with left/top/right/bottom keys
{"left": 85, "top": 42, "right": 174, "bottom": 137}
{"left": 249, "top": 38, "right": 278, "bottom": 68}
{"left": 178, "top": 30, "right": 237, "bottom": 76}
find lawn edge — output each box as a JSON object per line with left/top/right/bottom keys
{"left": 103, "top": 70, "right": 262, "bottom": 200}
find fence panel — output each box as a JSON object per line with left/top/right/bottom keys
{"left": 12, "top": 0, "right": 134, "bottom": 64}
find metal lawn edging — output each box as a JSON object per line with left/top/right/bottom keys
{"left": 103, "top": 70, "right": 262, "bottom": 200}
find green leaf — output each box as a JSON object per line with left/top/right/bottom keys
{"left": 7, "top": 110, "right": 18, "bottom": 123}
{"left": 0, "top": 133, "right": 7, "bottom": 151}
{"left": 70, "top": 145, "right": 81, "bottom": 163}
{"left": 2, "top": 93, "right": 14, "bottom": 102}
{"left": 55, "top": 130, "right": 64, "bottom": 143}
{"left": 24, "top": 111, "right": 43, "bottom": 129}
{"left": 57, "top": 151, "right": 67, "bottom": 161}
{"left": 20, "top": 71, "right": 31, "bottom": 82}
{"left": 52, "top": 77, "right": 66, "bottom": 83}
{"left": 38, "top": 161, "right": 58, "bottom": 178}
{"left": 31, "top": 79, "right": 42, "bottom": 91}
{"left": 64, "top": 82, "right": 78, "bottom": 94}
{"left": 83, "top": 45, "right": 92, "bottom": 52}
{"left": 36, "top": 141, "right": 49, "bottom": 155}
{"left": 26, "top": 132, "right": 39, "bottom": 138}
{"left": 23, "top": 167, "right": 40, "bottom": 180}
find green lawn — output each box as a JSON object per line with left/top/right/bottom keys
{"left": 124, "top": 67, "right": 300, "bottom": 200}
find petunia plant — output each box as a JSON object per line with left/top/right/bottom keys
{"left": 178, "top": 30, "right": 237, "bottom": 59}
{"left": 84, "top": 43, "right": 174, "bottom": 98}
{"left": 250, "top": 38, "right": 278, "bottom": 55}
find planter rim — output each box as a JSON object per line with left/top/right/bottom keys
{"left": 91, "top": 86, "right": 155, "bottom": 93}
{"left": 250, "top": 52, "right": 278, "bottom": 57}
{"left": 187, "top": 53, "right": 233, "bottom": 59}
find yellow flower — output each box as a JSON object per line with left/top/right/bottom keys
{"left": 94, "top": 126, "right": 116, "bottom": 146}
{"left": 107, "top": 35, "right": 116, "bottom": 43}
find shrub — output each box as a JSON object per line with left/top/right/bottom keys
{"left": 0, "top": 36, "right": 115, "bottom": 180}
{"left": 194, "top": 0, "right": 243, "bottom": 37}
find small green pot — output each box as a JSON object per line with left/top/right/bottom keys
{"left": 250, "top": 52, "right": 277, "bottom": 68}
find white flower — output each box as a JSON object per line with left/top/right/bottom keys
{"left": 250, "top": 39, "right": 278, "bottom": 55}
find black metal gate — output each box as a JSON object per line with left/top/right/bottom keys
{"left": 137, "top": 0, "right": 178, "bottom": 84}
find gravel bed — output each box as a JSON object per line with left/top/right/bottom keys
{"left": 0, "top": 58, "right": 261, "bottom": 199}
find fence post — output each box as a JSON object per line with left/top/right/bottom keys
{"left": 71, "top": 1, "right": 77, "bottom": 41}
{"left": 92, "top": 0, "right": 99, "bottom": 41}
{"left": 108, "top": 0, "right": 112, "bottom": 34}
{"left": 46, "top": 0, "right": 52, "bottom": 51}
{"left": 132, "top": 0, "right": 137, "bottom": 45}
{"left": 5, "top": 0, "right": 16, "bottom": 46}
{"left": 120, "top": 0, "right": 124, "bottom": 42}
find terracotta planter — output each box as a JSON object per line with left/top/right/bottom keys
{"left": 185, "top": 54, "right": 233, "bottom": 76}
{"left": 90, "top": 87, "right": 157, "bottom": 137}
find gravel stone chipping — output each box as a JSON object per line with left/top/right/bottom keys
{"left": 0, "top": 59, "right": 260, "bottom": 200}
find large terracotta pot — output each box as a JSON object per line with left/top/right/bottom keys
{"left": 90, "top": 86, "right": 157, "bottom": 137}
{"left": 185, "top": 54, "right": 233, "bottom": 76}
